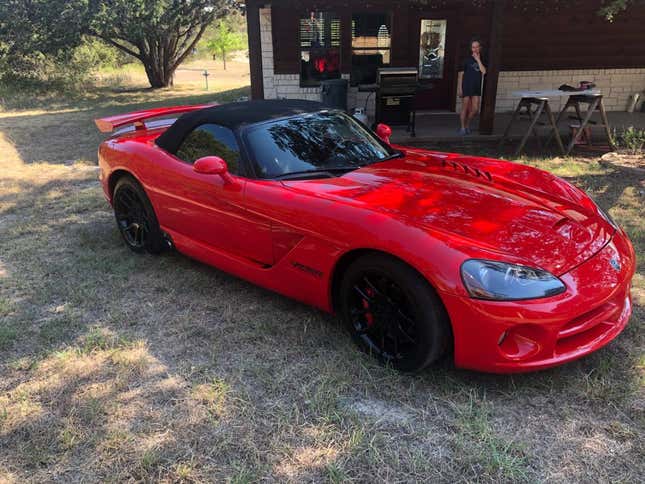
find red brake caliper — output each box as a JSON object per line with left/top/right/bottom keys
{"left": 363, "top": 287, "right": 374, "bottom": 327}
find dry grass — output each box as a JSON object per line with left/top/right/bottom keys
{"left": 0, "top": 56, "right": 251, "bottom": 112}
{"left": 95, "top": 55, "right": 251, "bottom": 92}
{"left": 0, "top": 85, "right": 643, "bottom": 482}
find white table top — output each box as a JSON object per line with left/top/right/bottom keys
{"left": 512, "top": 89, "right": 601, "bottom": 99}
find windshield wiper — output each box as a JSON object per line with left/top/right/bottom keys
{"left": 372, "top": 151, "right": 404, "bottom": 164}
{"left": 274, "top": 166, "right": 360, "bottom": 180}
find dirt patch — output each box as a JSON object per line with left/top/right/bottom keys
{"left": 601, "top": 151, "right": 645, "bottom": 172}
{"left": 343, "top": 398, "right": 416, "bottom": 425}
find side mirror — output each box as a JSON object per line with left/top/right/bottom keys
{"left": 375, "top": 123, "right": 392, "bottom": 145}
{"left": 193, "top": 156, "right": 235, "bottom": 184}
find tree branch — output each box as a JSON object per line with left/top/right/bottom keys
{"left": 94, "top": 34, "right": 142, "bottom": 60}
{"left": 171, "top": 22, "right": 209, "bottom": 72}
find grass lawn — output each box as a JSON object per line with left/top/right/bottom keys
{"left": 0, "top": 84, "right": 643, "bottom": 482}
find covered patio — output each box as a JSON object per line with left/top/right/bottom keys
{"left": 245, "top": 0, "right": 645, "bottom": 141}
{"left": 390, "top": 111, "right": 645, "bottom": 147}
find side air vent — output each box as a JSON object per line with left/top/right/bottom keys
{"left": 441, "top": 160, "right": 492, "bottom": 182}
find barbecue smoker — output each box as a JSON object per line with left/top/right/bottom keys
{"left": 375, "top": 67, "right": 418, "bottom": 136}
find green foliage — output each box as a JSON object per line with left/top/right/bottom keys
{"left": 205, "top": 19, "right": 247, "bottom": 69}
{"left": 194, "top": 10, "right": 246, "bottom": 59}
{"left": 176, "top": 129, "right": 240, "bottom": 171}
{"left": 598, "top": 0, "right": 634, "bottom": 21}
{"left": 72, "top": 38, "right": 131, "bottom": 70}
{"left": 0, "top": 37, "right": 127, "bottom": 92}
{"left": 0, "top": 0, "right": 241, "bottom": 88}
{"left": 619, "top": 126, "right": 645, "bottom": 155}
{"left": 0, "top": 0, "right": 86, "bottom": 58}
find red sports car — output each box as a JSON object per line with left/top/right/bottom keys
{"left": 95, "top": 100, "right": 635, "bottom": 373}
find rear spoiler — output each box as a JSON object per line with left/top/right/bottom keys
{"left": 94, "top": 103, "right": 216, "bottom": 133}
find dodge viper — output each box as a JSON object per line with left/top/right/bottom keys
{"left": 95, "top": 99, "right": 635, "bottom": 373}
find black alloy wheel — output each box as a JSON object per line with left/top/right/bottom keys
{"left": 113, "top": 176, "right": 164, "bottom": 254}
{"left": 340, "top": 254, "right": 451, "bottom": 372}
{"left": 350, "top": 272, "right": 417, "bottom": 362}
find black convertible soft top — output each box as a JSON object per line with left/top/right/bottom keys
{"left": 156, "top": 99, "right": 324, "bottom": 154}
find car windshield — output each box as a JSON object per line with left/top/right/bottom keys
{"left": 244, "top": 111, "right": 398, "bottom": 179}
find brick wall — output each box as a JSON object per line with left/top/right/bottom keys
{"left": 260, "top": 8, "right": 324, "bottom": 102}
{"left": 260, "top": 7, "right": 371, "bottom": 112}
{"left": 261, "top": 8, "right": 645, "bottom": 116}
{"left": 456, "top": 69, "right": 645, "bottom": 113}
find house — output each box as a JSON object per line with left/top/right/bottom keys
{"left": 245, "top": 0, "right": 645, "bottom": 133}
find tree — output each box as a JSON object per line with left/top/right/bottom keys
{"left": 598, "top": 0, "right": 636, "bottom": 20}
{"left": 206, "top": 19, "right": 246, "bottom": 70}
{"left": 0, "top": 0, "right": 241, "bottom": 88}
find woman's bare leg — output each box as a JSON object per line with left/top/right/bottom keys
{"left": 460, "top": 97, "right": 472, "bottom": 129}
{"left": 467, "top": 96, "right": 481, "bottom": 128}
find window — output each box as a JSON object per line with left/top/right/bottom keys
{"left": 419, "top": 19, "right": 447, "bottom": 79}
{"left": 351, "top": 13, "right": 391, "bottom": 85}
{"left": 176, "top": 124, "right": 241, "bottom": 174}
{"left": 244, "top": 112, "right": 395, "bottom": 179}
{"left": 300, "top": 11, "right": 341, "bottom": 87}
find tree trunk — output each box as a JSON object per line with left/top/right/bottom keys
{"left": 94, "top": 20, "right": 211, "bottom": 89}
{"left": 222, "top": 48, "right": 227, "bottom": 70}
{"left": 142, "top": 55, "right": 175, "bottom": 88}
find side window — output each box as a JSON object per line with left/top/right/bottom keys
{"left": 176, "top": 124, "right": 241, "bottom": 175}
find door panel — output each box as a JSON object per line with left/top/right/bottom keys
{"left": 414, "top": 13, "right": 457, "bottom": 111}
{"left": 145, "top": 149, "right": 274, "bottom": 266}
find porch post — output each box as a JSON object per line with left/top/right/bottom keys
{"left": 479, "top": 0, "right": 505, "bottom": 135}
{"left": 246, "top": 0, "right": 265, "bottom": 100}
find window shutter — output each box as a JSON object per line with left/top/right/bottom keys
{"left": 299, "top": 13, "right": 341, "bottom": 49}
{"left": 272, "top": 7, "right": 300, "bottom": 74}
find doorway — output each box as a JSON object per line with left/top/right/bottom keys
{"left": 413, "top": 14, "right": 457, "bottom": 111}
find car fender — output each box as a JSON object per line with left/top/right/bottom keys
{"left": 99, "top": 138, "right": 156, "bottom": 205}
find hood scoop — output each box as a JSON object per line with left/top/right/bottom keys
{"left": 441, "top": 159, "right": 493, "bottom": 182}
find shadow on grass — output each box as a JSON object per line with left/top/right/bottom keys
{"left": 0, "top": 84, "right": 251, "bottom": 113}
{"left": 1, "top": 125, "right": 643, "bottom": 481}
{"left": 0, "top": 325, "right": 264, "bottom": 481}
{"left": 0, "top": 86, "right": 250, "bottom": 165}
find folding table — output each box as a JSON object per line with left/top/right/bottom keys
{"left": 499, "top": 89, "right": 613, "bottom": 156}
{"left": 547, "top": 92, "right": 616, "bottom": 154}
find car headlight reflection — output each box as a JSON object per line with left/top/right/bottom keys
{"left": 461, "top": 260, "right": 566, "bottom": 301}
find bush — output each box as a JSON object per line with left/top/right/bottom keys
{"left": 0, "top": 38, "right": 127, "bottom": 94}
{"left": 620, "top": 126, "right": 645, "bottom": 155}
{"left": 71, "top": 38, "right": 131, "bottom": 71}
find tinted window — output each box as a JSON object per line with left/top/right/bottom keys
{"left": 351, "top": 13, "right": 391, "bottom": 85}
{"left": 300, "top": 11, "right": 341, "bottom": 87}
{"left": 176, "top": 124, "right": 241, "bottom": 174}
{"left": 245, "top": 111, "right": 394, "bottom": 178}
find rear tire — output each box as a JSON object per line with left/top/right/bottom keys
{"left": 113, "top": 176, "right": 164, "bottom": 254}
{"left": 339, "top": 253, "right": 451, "bottom": 372}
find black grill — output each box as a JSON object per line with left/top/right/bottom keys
{"left": 376, "top": 67, "right": 418, "bottom": 135}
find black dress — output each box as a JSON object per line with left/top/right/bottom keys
{"left": 462, "top": 56, "right": 483, "bottom": 97}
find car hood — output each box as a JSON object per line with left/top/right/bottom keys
{"left": 281, "top": 151, "right": 614, "bottom": 275}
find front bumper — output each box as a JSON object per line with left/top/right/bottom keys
{"left": 442, "top": 229, "right": 636, "bottom": 373}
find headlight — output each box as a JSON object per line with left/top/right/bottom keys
{"left": 461, "top": 260, "right": 566, "bottom": 301}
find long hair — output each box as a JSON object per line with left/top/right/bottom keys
{"left": 468, "top": 37, "right": 484, "bottom": 56}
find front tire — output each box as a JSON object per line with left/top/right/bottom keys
{"left": 113, "top": 176, "right": 164, "bottom": 254}
{"left": 339, "top": 254, "right": 451, "bottom": 372}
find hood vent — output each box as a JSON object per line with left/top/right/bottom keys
{"left": 441, "top": 160, "right": 492, "bottom": 182}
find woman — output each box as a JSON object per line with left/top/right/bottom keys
{"left": 459, "top": 39, "right": 486, "bottom": 135}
